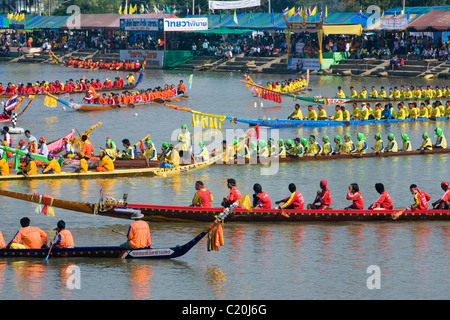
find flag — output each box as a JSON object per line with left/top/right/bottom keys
{"left": 311, "top": 6, "right": 316, "bottom": 16}
{"left": 294, "top": 7, "right": 299, "bottom": 17}
{"left": 325, "top": 6, "right": 328, "bottom": 17}
{"left": 153, "top": 5, "right": 160, "bottom": 14}
{"left": 186, "top": 4, "right": 189, "bottom": 15}
{"left": 319, "top": 6, "right": 323, "bottom": 19}
{"left": 308, "top": 6, "right": 311, "bottom": 16}
{"left": 287, "top": 7, "right": 295, "bottom": 18}
{"left": 238, "top": 194, "right": 252, "bottom": 212}
{"left": 165, "top": 5, "right": 171, "bottom": 14}
{"left": 359, "top": 6, "right": 362, "bottom": 16}
{"left": 381, "top": 11, "right": 384, "bottom": 19}
{"left": 282, "top": 7, "right": 289, "bottom": 15}
{"left": 209, "top": 2, "right": 214, "bottom": 14}
{"left": 4, "top": 95, "right": 18, "bottom": 112}
{"left": 133, "top": 4, "right": 137, "bottom": 14}
{"left": 198, "top": 4, "right": 201, "bottom": 15}
{"left": 145, "top": 4, "right": 149, "bottom": 14}
{"left": 118, "top": 5, "right": 122, "bottom": 14}
{"left": 233, "top": 10, "right": 238, "bottom": 24}
{"left": 173, "top": 5, "right": 177, "bottom": 14}
{"left": 43, "top": 95, "right": 58, "bottom": 108}
{"left": 140, "top": 4, "right": 144, "bottom": 14}
{"left": 124, "top": 4, "right": 127, "bottom": 14}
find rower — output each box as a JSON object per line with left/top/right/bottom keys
{"left": 400, "top": 134, "right": 412, "bottom": 151}
{"left": 177, "top": 80, "right": 187, "bottom": 94}
{"left": 9, "top": 217, "right": 48, "bottom": 249}
{"left": 369, "top": 86, "right": 378, "bottom": 98}
{"left": 320, "top": 136, "right": 333, "bottom": 156}
{"left": 159, "top": 142, "right": 171, "bottom": 164}
{"left": 305, "top": 105, "right": 318, "bottom": 120}
{"left": 284, "top": 139, "right": 295, "bottom": 156}
{"left": 252, "top": 183, "right": 272, "bottom": 209}
{"left": 288, "top": 104, "right": 303, "bottom": 120}
{"left": 359, "top": 86, "right": 367, "bottom": 99}
{"left": 307, "top": 180, "right": 332, "bottom": 209}
{"left": 177, "top": 124, "right": 192, "bottom": 159}
{"left": 77, "top": 152, "right": 88, "bottom": 173}
{"left": 432, "top": 181, "right": 450, "bottom": 209}
{"left": 329, "top": 105, "right": 343, "bottom": 121}
{"left": 51, "top": 220, "right": 74, "bottom": 248}
{"left": 63, "top": 137, "right": 75, "bottom": 158}
{"left": 306, "top": 135, "right": 321, "bottom": 156}
{"left": 119, "top": 212, "right": 151, "bottom": 250}
{"left": 118, "top": 139, "right": 135, "bottom": 160}
{"left": 381, "top": 104, "right": 392, "bottom": 119}
{"left": 384, "top": 134, "right": 398, "bottom": 153}
{"left": 355, "top": 133, "right": 368, "bottom": 154}
{"left": 345, "top": 183, "right": 364, "bottom": 210}
{"left": 275, "top": 183, "right": 304, "bottom": 210}
{"left": 42, "top": 154, "right": 61, "bottom": 174}
{"left": 341, "top": 134, "right": 356, "bottom": 154}
{"left": 396, "top": 103, "right": 406, "bottom": 120}
{"left": 332, "top": 136, "right": 342, "bottom": 155}
{"left": 433, "top": 128, "right": 447, "bottom": 149}
{"left": 96, "top": 150, "right": 114, "bottom": 172}
{"left": 126, "top": 73, "right": 135, "bottom": 85}
{"left": 18, "top": 153, "right": 37, "bottom": 176}
{"left": 257, "top": 140, "right": 269, "bottom": 158}
{"left": 293, "top": 138, "right": 306, "bottom": 157}
{"left": 408, "top": 184, "right": 431, "bottom": 210}
{"left": 359, "top": 103, "right": 369, "bottom": 120}
{"left": 350, "top": 103, "right": 361, "bottom": 120}
{"left": 371, "top": 133, "right": 384, "bottom": 153}
{"left": 79, "top": 135, "right": 94, "bottom": 159}
{"left": 191, "top": 181, "right": 213, "bottom": 208}
{"left": 419, "top": 132, "right": 433, "bottom": 151}
{"left": 336, "top": 86, "right": 345, "bottom": 98}
{"left": 368, "top": 183, "right": 393, "bottom": 210}
{"left": 0, "top": 153, "right": 9, "bottom": 176}
{"left": 341, "top": 106, "right": 350, "bottom": 121}
{"left": 221, "top": 178, "right": 241, "bottom": 208}
{"left": 143, "top": 140, "right": 157, "bottom": 161}
{"left": 272, "top": 139, "right": 286, "bottom": 158}
{"left": 82, "top": 90, "right": 94, "bottom": 104}
{"left": 194, "top": 141, "right": 209, "bottom": 162}
{"left": 350, "top": 86, "right": 358, "bottom": 98}
{"left": 317, "top": 105, "right": 327, "bottom": 119}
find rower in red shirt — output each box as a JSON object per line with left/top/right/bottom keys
{"left": 252, "top": 183, "right": 272, "bottom": 209}
{"left": 368, "top": 183, "right": 393, "bottom": 210}
{"left": 191, "top": 181, "right": 213, "bottom": 208}
{"left": 408, "top": 184, "right": 431, "bottom": 210}
{"left": 221, "top": 178, "right": 241, "bottom": 208}
{"left": 308, "top": 180, "right": 332, "bottom": 209}
{"left": 276, "top": 183, "right": 304, "bottom": 210}
{"left": 5, "top": 83, "right": 16, "bottom": 95}
{"left": 432, "top": 181, "right": 450, "bottom": 209}
{"left": 345, "top": 183, "right": 364, "bottom": 209}
{"left": 0, "top": 83, "right": 5, "bottom": 94}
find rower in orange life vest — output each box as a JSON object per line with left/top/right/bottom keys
{"left": 368, "top": 183, "right": 393, "bottom": 210}
{"left": 275, "top": 183, "right": 304, "bottom": 209}
{"left": 51, "top": 220, "right": 74, "bottom": 248}
{"left": 0, "top": 228, "right": 5, "bottom": 248}
{"left": 8, "top": 217, "right": 48, "bottom": 249}
{"left": 177, "top": 80, "right": 187, "bottom": 94}
{"left": 308, "top": 180, "right": 332, "bottom": 209}
{"left": 345, "top": 183, "right": 364, "bottom": 209}
{"left": 407, "top": 184, "right": 431, "bottom": 210}
{"left": 119, "top": 212, "right": 151, "bottom": 250}
{"left": 221, "top": 178, "right": 241, "bottom": 208}
{"left": 432, "top": 181, "right": 450, "bottom": 209}
{"left": 252, "top": 183, "right": 272, "bottom": 209}
{"left": 191, "top": 181, "right": 214, "bottom": 208}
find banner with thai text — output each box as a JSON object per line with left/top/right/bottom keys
{"left": 120, "top": 18, "right": 164, "bottom": 31}
{"left": 164, "top": 18, "right": 208, "bottom": 31}
{"left": 209, "top": 0, "right": 261, "bottom": 10}
{"left": 119, "top": 50, "right": 164, "bottom": 68}
{"left": 380, "top": 17, "right": 408, "bottom": 30}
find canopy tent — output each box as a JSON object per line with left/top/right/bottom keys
{"left": 0, "top": 15, "right": 9, "bottom": 28}
{"left": 25, "top": 15, "right": 69, "bottom": 30}
{"left": 408, "top": 10, "right": 450, "bottom": 32}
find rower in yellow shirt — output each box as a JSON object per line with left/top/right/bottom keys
{"left": 96, "top": 150, "right": 115, "bottom": 172}
{"left": 329, "top": 105, "right": 343, "bottom": 121}
{"left": 430, "top": 103, "right": 441, "bottom": 118}
{"left": 372, "top": 104, "right": 382, "bottom": 120}
{"left": 306, "top": 135, "right": 322, "bottom": 156}
{"left": 350, "top": 103, "right": 361, "bottom": 119}
{"left": 408, "top": 102, "right": 418, "bottom": 119}
{"left": 336, "top": 86, "right": 345, "bottom": 98}
{"left": 320, "top": 136, "right": 333, "bottom": 156}
{"left": 396, "top": 103, "right": 406, "bottom": 119}
{"left": 349, "top": 86, "right": 358, "bottom": 99}
{"left": 433, "top": 128, "right": 447, "bottom": 149}
{"left": 287, "top": 104, "right": 303, "bottom": 120}
{"left": 359, "top": 103, "right": 369, "bottom": 120}
{"left": 419, "top": 103, "right": 429, "bottom": 118}
{"left": 369, "top": 86, "right": 378, "bottom": 98}
{"left": 445, "top": 101, "right": 450, "bottom": 117}
{"left": 400, "top": 134, "right": 412, "bottom": 151}
{"left": 420, "top": 132, "right": 433, "bottom": 150}
{"left": 0, "top": 153, "right": 9, "bottom": 176}
{"left": 42, "top": 154, "right": 61, "bottom": 174}
{"left": 371, "top": 133, "right": 384, "bottom": 153}
{"left": 392, "top": 87, "right": 401, "bottom": 99}
{"left": 405, "top": 87, "right": 413, "bottom": 99}
{"left": 341, "top": 106, "right": 350, "bottom": 121}
{"left": 318, "top": 105, "right": 327, "bottom": 119}
{"left": 359, "top": 86, "right": 367, "bottom": 99}
{"left": 305, "top": 105, "right": 318, "bottom": 120}
{"left": 24, "top": 153, "right": 37, "bottom": 175}
{"left": 379, "top": 87, "right": 387, "bottom": 98}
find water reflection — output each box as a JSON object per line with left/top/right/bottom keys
{"left": 128, "top": 264, "right": 153, "bottom": 300}
{"left": 205, "top": 265, "right": 227, "bottom": 299}
{"left": 11, "top": 261, "right": 47, "bottom": 300}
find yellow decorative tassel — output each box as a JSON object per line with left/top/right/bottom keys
{"left": 191, "top": 114, "right": 195, "bottom": 128}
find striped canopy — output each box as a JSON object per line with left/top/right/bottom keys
{"left": 25, "top": 16, "right": 69, "bottom": 29}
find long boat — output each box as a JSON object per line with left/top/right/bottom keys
{"left": 0, "top": 189, "right": 448, "bottom": 222}
{"left": 0, "top": 155, "right": 220, "bottom": 181}
{"left": 242, "top": 71, "right": 310, "bottom": 98}
{"left": 0, "top": 69, "right": 144, "bottom": 99}
{"left": 164, "top": 103, "right": 450, "bottom": 129}
{"left": 0, "top": 95, "right": 34, "bottom": 125}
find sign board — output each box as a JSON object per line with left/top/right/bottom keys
{"left": 119, "top": 50, "right": 164, "bottom": 68}
{"left": 288, "top": 58, "right": 320, "bottom": 71}
{"left": 163, "top": 18, "right": 208, "bottom": 32}
{"left": 381, "top": 17, "right": 408, "bottom": 30}
{"left": 120, "top": 18, "right": 164, "bottom": 31}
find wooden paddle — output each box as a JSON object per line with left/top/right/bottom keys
{"left": 112, "top": 229, "right": 127, "bottom": 236}
{"left": 391, "top": 209, "right": 406, "bottom": 220}
{"left": 45, "top": 231, "right": 58, "bottom": 261}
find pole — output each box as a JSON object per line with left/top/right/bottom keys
{"left": 268, "top": 0, "right": 271, "bottom": 13}
{"left": 192, "top": 0, "right": 195, "bottom": 15}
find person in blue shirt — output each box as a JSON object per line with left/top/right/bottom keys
{"left": 381, "top": 104, "right": 392, "bottom": 119}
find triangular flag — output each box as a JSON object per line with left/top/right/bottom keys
{"left": 287, "top": 7, "right": 295, "bottom": 17}
{"left": 238, "top": 194, "right": 252, "bottom": 211}
{"left": 233, "top": 10, "right": 238, "bottom": 24}
{"left": 118, "top": 5, "right": 122, "bottom": 14}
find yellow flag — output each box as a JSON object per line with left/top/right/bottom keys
{"left": 133, "top": 4, "right": 137, "bottom": 13}
{"left": 119, "top": 5, "right": 122, "bottom": 14}
{"left": 287, "top": 7, "right": 295, "bottom": 17}
{"left": 43, "top": 95, "right": 58, "bottom": 108}
{"left": 124, "top": 5, "right": 128, "bottom": 14}
{"left": 325, "top": 6, "right": 328, "bottom": 17}
{"left": 299, "top": 7, "right": 303, "bottom": 18}
{"left": 238, "top": 194, "right": 252, "bottom": 211}
{"left": 311, "top": 6, "right": 317, "bottom": 16}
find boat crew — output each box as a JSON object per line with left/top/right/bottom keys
{"left": 293, "top": 138, "right": 306, "bottom": 157}
{"left": 159, "top": 142, "right": 171, "bottom": 164}
{"left": 355, "top": 133, "right": 368, "bottom": 154}
{"left": 284, "top": 140, "right": 295, "bottom": 156}
{"left": 359, "top": 86, "right": 367, "bottom": 99}
{"left": 336, "top": 86, "right": 345, "bottom": 98}
{"left": 396, "top": 103, "right": 407, "bottom": 120}
{"left": 320, "top": 136, "right": 333, "bottom": 156}
{"left": 445, "top": 101, "right": 450, "bottom": 117}
{"left": 288, "top": 104, "right": 303, "bottom": 120}
{"left": 381, "top": 104, "right": 392, "bottom": 120}
{"left": 52, "top": 220, "right": 74, "bottom": 248}
{"left": 257, "top": 140, "right": 269, "bottom": 158}
{"left": 275, "top": 183, "right": 304, "bottom": 210}
{"left": 332, "top": 136, "right": 342, "bottom": 155}
{"left": 433, "top": 128, "right": 447, "bottom": 149}
{"left": 0, "top": 153, "right": 9, "bottom": 176}
{"left": 329, "top": 105, "right": 343, "bottom": 121}
{"left": 379, "top": 87, "right": 387, "bottom": 98}
{"left": 400, "top": 134, "right": 412, "bottom": 151}
{"left": 345, "top": 183, "right": 364, "bottom": 210}
{"left": 42, "top": 154, "right": 61, "bottom": 174}
{"left": 118, "top": 139, "right": 135, "bottom": 160}
{"left": 96, "top": 150, "right": 114, "bottom": 172}
{"left": 341, "top": 106, "right": 350, "bottom": 121}
{"left": 369, "top": 86, "right": 378, "bottom": 98}
{"left": 191, "top": 181, "right": 213, "bottom": 208}
{"left": 307, "top": 180, "right": 332, "bottom": 209}
{"left": 82, "top": 90, "right": 95, "bottom": 104}
{"left": 305, "top": 105, "right": 318, "bottom": 120}
{"left": 267, "top": 139, "right": 276, "bottom": 157}
{"left": 177, "top": 124, "right": 192, "bottom": 159}
{"left": 221, "top": 178, "right": 241, "bottom": 208}
{"left": 120, "top": 212, "right": 151, "bottom": 250}
{"left": 144, "top": 140, "right": 157, "bottom": 161}
{"left": 368, "top": 183, "right": 393, "bottom": 210}
{"left": 318, "top": 105, "right": 327, "bottom": 119}
{"left": 79, "top": 135, "right": 94, "bottom": 159}
{"left": 371, "top": 133, "right": 384, "bottom": 153}
{"left": 236, "top": 138, "right": 250, "bottom": 160}
{"left": 350, "top": 103, "right": 361, "bottom": 120}
{"left": 306, "top": 135, "right": 321, "bottom": 156}
{"left": 349, "top": 86, "right": 358, "bottom": 98}
{"left": 384, "top": 134, "right": 398, "bottom": 153}
{"left": 432, "top": 181, "right": 450, "bottom": 209}
{"left": 194, "top": 141, "right": 209, "bottom": 162}
{"left": 341, "top": 134, "right": 356, "bottom": 154}
{"left": 419, "top": 132, "right": 433, "bottom": 151}
{"left": 252, "top": 183, "right": 272, "bottom": 209}
{"left": 408, "top": 184, "right": 431, "bottom": 210}
{"left": 9, "top": 217, "right": 48, "bottom": 249}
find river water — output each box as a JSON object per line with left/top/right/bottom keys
{"left": 0, "top": 63, "right": 448, "bottom": 301}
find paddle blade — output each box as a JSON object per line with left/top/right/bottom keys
{"left": 281, "top": 209, "right": 290, "bottom": 218}
{"left": 43, "top": 95, "right": 58, "bottom": 108}
{"left": 391, "top": 209, "right": 405, "bottom": 220}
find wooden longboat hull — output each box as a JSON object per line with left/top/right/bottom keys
{"left": 0, "top": 189, "right": 449, "bottom": 222}
{"left": 0, "top": 230, "right": 208, "bottom": 259}
{"left": 229, "top": 116, "right": 450, "bottom": 128}
{"left": 294, "top": 95, "right": 450, "bottom": 105}
{"left": 0, "top": 155, "right": 220, "bottom": 181}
